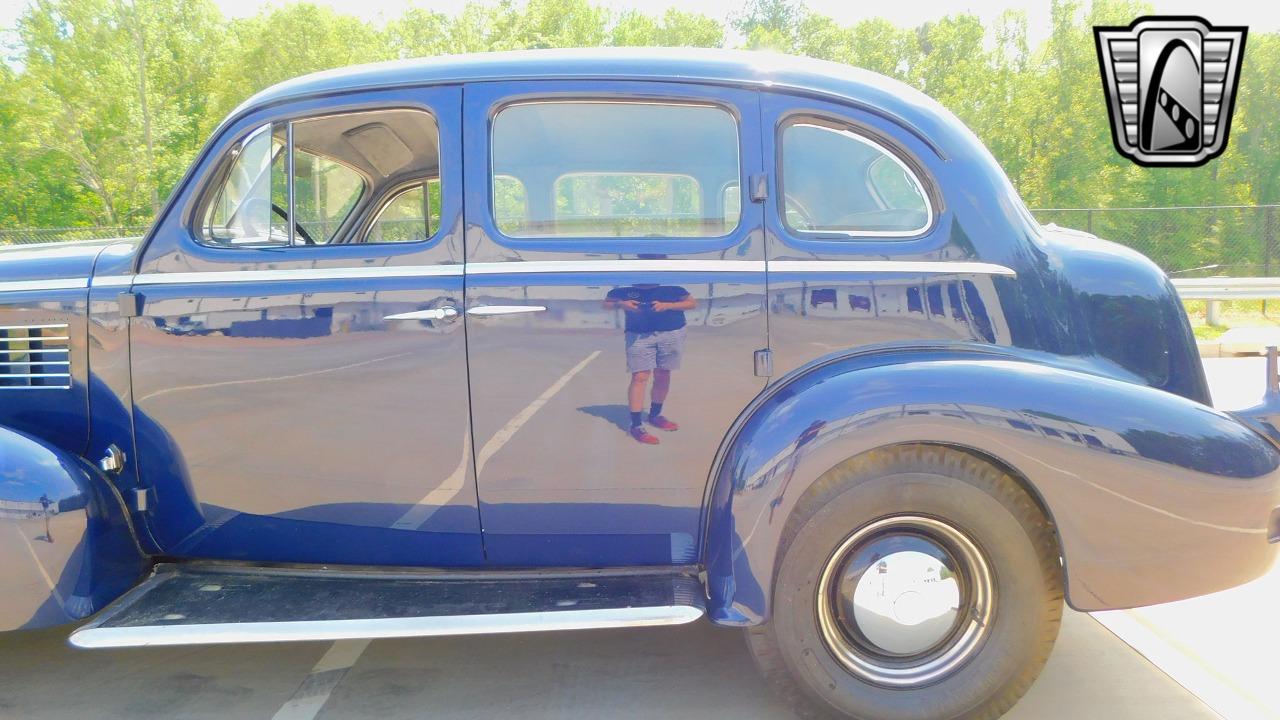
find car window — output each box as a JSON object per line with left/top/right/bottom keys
{"left": 491, "top": 101, "right": 740, "bottom": 238}
{"left": 202, "top": 124, "right": 279, "bottom": 246}
{"left": 493, "top": 174, "right": 527, "bottom": 235}
{"left": 286, "top": 148, "right": 364, "bottom": 244}
{"left": 199, "top": 108, "right": 443, "bottom": 248}
{"left": 780, "top": 120, "right": 931, "bottom": 237}
{"left": 553, "top": 173, "right": 702, "bottom": 237}
{"left": 363, "top": 180, "right": 441, "bottom": 244}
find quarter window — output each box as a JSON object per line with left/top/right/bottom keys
{"left": 780, "top": 120, "right": 931, "bottom": 237}
{"left": 491, "top": 102, "right": 740, "bottom": 238}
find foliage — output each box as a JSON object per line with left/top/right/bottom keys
{"left": 1, "top": 0, "right": 1278, "bottom": 244}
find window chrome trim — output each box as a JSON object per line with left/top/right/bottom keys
{"left": 778, "top": 116, "right": 937, "bottom": 240}
{"left": 489, "top": 98, "right": 744, "bottom": 242}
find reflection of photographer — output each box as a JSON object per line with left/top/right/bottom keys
{"left": 604, "top": 284, "right": 695, "bottom": 445}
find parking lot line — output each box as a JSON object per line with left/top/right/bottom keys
{"left": 474, "top": 350, "right": 601, "bottom": 474}
{"left": 391, "top": 429, "right": 471, "bottom": 531}
{"left": 271, "top": 638, "right": 372, "bottom": 720}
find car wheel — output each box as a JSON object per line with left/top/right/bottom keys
{"left": 747, "top": 444, "right": 1063, "bottom": 720}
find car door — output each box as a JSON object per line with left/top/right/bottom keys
{"left": 462, "top": 81, "right": 768, "bottom": 566}
{"left": 124, "top": 86, "right": 484, "bottom": 566}
{"left": 759, "top": 91, "right": 1007, "bottom": 377}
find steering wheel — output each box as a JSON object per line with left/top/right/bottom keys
{"left": 239, "top": 197, "right": 317, "bottom": 245}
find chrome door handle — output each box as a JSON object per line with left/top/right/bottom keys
{"left": 384, "top": 307, "right": 460, "bottom": 322}
{"left": 466, "top": 305, "right": 547, "bottom": 317}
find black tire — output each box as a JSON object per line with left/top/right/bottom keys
{"left": 747, "top": 444, "right": 1063, "bottom": 720}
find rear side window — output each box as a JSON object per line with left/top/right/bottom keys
{"left": 780, "top": 119, "right": 931, "bottom": 237}
{"left": 491, "top": 102, "right": 740, "bottom": 238}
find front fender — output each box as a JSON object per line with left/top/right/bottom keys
{"left": 704, "top": 351, "right": 1280, "bottom": 624}
{"left": 0, "top": 426, "right": 147, "bottom": 631}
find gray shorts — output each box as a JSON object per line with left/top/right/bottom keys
{"left": 624, "top": 328, "right": 686, "bottom": 373}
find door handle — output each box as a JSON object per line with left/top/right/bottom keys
{"left": 384, "top": 307, "right": 460, "bottom": 322}
{"left": 466, "top": 305, "right": 547, "bottom": 317}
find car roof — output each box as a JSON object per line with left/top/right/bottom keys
{"left": 229, "top": 48, "right": 969, "bottom": 157}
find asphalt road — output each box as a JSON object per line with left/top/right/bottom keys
{"left": 0, "top": 610, "right": 1216, "bottom": 719}
{"left": 1, "top": 357, "right": 1265, "bottom": 719}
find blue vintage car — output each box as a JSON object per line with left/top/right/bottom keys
{"left": 2, "top": 48, "right": 1278, "bottom": 719}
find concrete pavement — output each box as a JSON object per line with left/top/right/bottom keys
{"left": 0, "top": 611, "right": 1218, "bottom": 719}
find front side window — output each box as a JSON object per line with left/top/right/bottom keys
{"left": 491, "top": 101, "right": 740, "bottom": 238}
{"left": 199, "top": 108, "right": 443, "bottom": 248}
{"left": 780, "top": 120, "right": 932, "bottom": 237}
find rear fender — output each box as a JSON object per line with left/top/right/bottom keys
{"left": 703, "top": 349, "right": 1280, "bottom": 624}
{"left": 0, "top": 425, "right": 147, "bottom": 631}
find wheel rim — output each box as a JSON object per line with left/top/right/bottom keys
{"left": 816, "top": 515, "right": 995, "bottom": 688}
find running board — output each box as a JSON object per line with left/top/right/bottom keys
{"left": 70, "top": 563, "right": 705, "bottom": 649}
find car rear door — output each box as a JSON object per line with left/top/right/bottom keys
{"left": 124, "top": 86, "right": 483, "bottom": 566}
{"left": 462, "top": 81, "right": 768, "bottom": 566}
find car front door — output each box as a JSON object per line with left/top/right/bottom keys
{"left": 462, "top": 81, "right": 768, "bottom": 566}
{"left": 124, "top": 86, "right": 483, "bottom": 566}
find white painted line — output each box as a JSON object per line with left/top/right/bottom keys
{"left": 13, "top": 524, "right": 61, "bottom": 605}
{"left": 475, "top": 350, "right": 601, "bottom": 474}
{"left": 392, "top": 429, "right": 471, "bottom": 531}
{"left": 271, "top": 639, "right": 370, "bottom": 720}
{"left": 1092, "top": 610, "right": 1274, "bottom": 720}
{"left": 135, "top": 352, "right": 415, "bottom": 402}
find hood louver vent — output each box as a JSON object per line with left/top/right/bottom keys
{"left": 0, "top": 323, "right": 71, "bottom": 389}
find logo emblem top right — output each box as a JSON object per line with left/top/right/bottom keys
{"left": 1095, "top": 16, "right": 1247, "bottom": 167}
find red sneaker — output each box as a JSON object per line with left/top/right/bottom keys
{"left": 630, "top": 426, "right": 660, "bottom": 444}
{"left": 649, "top": 415, "right": 679, "bottom": 432}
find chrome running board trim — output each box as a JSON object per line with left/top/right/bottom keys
{"left": 70, "top": 605, "right": 703, "bottom": 648}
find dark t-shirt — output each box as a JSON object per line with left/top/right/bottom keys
{"left": 606, "top": 285, "right": 691, "bottom": 333}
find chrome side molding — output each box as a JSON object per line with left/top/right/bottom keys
{"left": 67, "top": 259, "right": 1016, "bottom": 293}
{"left": 467, "top": 305, "right": 548, "bottom": 317}
{"left": 69, "top": 605, "right": 704, "bottom": 648}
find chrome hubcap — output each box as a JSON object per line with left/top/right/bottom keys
{"left": 816, "top": 515, "right": 995, "bottom": 687}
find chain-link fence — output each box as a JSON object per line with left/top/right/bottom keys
{"left": 3, "top": 207, "right": 1280, "bottom": 279}
{"left": 0, "top": 226, "right": 149, "bottom": 246}
{"left": 1031, "top": 205, "right": 1280, "bottom": 278}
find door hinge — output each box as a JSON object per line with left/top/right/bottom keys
{"left": 99, "top": 444, "right": 126, "bottom": 474}
{"left": 754, "top": 349, "right": 774, "bottom": 377}
{"left": 118, "top": 291, "right": 144, "bottom": 318}
{"left": 749, "top": 173, "right": 768, "bottom": 202}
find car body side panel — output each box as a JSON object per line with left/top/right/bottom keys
{"left": 704, "top": 349, "right": 1280, "bottom": 624}
{"left": 0, "top": 426, "right": 146, "bottom": 631}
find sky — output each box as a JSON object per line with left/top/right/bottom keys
{"left": 1, "top": 0, "right": 1279, "bottom": 50}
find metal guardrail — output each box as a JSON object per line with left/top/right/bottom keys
{"left": 1172, "top": 277, "right": 1280, "bottom": 300}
